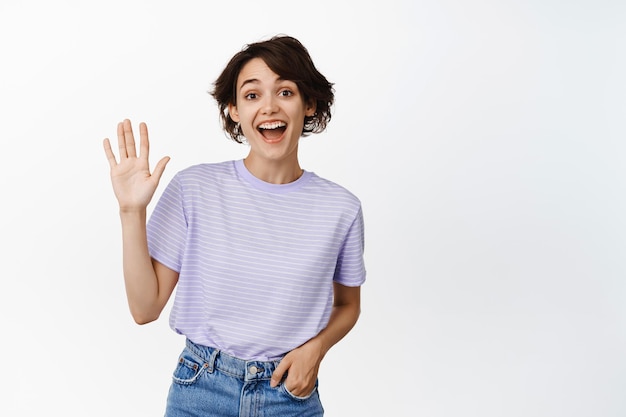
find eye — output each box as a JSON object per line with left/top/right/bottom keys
{"left": 244, "top": 92, "right": 258, "bottom": 100}
{"left": 279, "top": 89, "right": 294, "bottom": 97}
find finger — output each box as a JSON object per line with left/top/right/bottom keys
{"left": 152, "top": 156, "right": 170, "bottom": 182}
{"left": 123, "top": 119, "right": 137, "bottom": 158}
{"left": 117, "top": 121, "right": 128, "bottom": 159}
{"left": 271, "top": 357, "right": 290, "bottom": 387}
{"left": 103, "top": 138, "right": 118, "bottom": 168}
{"left": 139, "top": 122, "right": 149, "bottom": 161}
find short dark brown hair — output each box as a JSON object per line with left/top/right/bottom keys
{"left": 211, "top": 35, "right": 335, "bottom": 143}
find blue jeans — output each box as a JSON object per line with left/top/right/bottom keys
{"left": 164, "top": 339, "right": 324, "bottom": 417}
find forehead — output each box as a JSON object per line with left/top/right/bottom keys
{"left": 237, "top": 58, "right": 288, "bottom": 88}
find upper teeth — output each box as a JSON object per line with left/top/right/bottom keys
{"left": 259, "top": 121, "right": 286, "bottom": 130}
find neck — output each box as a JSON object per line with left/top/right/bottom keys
{"left": 243, "top": 156, "right": 303, "bottom": 184}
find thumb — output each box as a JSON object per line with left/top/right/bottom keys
{"left": 271, "top": 356, "right": 291, "bottom": 388}
{"left": 152, "top": 156, "right": 171, "bottom": 181}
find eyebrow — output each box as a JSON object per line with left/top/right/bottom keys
{"left": 239, "top": 78, "right": 260, "bottom": 90}
{"left": 239, "top": 77, "right": 290, "bottom": 91}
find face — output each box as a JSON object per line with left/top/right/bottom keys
{"left": 228, "top": 58, "right": 316, "bottom": 166}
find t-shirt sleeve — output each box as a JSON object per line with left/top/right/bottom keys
{"left": 334, "top": 205, "right": 366, "bottom": 287}
{"left": 146, "top": 174, "right": 187, "bottom": 272}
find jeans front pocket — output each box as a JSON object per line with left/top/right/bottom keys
{"left": 171, "top": 348, "right": 208, "bottom": 386}
{"left": 279, "top": 380, "right": 318, "bottom": 401}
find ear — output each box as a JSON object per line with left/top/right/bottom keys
{"left": 305, "top": 99, "right": 316, "bottom": 117}
{"left": 228, "top": 103, "right": 240, "bottom": 122}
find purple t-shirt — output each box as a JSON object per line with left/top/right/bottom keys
{"left": 147, "top": 160, "right": 366, "bottom": 360}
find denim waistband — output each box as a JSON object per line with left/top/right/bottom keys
{"left": 185, "top": 339, "right": 283, "bottom": 382}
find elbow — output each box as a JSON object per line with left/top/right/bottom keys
{"left": 353, "top": 305, "right": 361, "bottom": 325}
{"left": 133, "top": 316, "right": 156, "bottom": 325}
{"left": 130, "top": 309, "right": 159, "bottom": 325}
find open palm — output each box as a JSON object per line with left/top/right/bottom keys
{"left": 103, "top": 119, "right": 170, "bottom": 211}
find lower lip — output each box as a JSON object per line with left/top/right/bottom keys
{"left": 260, "top": 131, "right": 285, "bottom": 144}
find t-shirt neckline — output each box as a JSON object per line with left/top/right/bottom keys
{"left": 234, "top": 159, "right": 312, "bottom": 194}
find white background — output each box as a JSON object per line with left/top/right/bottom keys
{"left": 1, "top": 0, "right": 625, "bottom": 416}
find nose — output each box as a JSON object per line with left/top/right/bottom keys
{"left": 261, "top": 94, "right": 278, "bottom": 115}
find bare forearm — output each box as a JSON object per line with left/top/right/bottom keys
{"left": 315, "top": 300, "right": 361, "bottom": 357}
{"left": 120, "top": 209, "right": 160, "bottom": 323}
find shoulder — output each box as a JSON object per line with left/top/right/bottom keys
{"left": 305, "top": 173, "right": 362, "bottom": 211}
{"left": 176, "top": 160, "right": 235, "bottom": 179}
{"left": 170, "top": 160, "right": 237, "bottom": 187}
{"left": 160, "top": 161, "right": 238, "bottom": 200}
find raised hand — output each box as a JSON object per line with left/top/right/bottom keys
{"left": 103, "top": 119, "right": 170, "bottom": 212}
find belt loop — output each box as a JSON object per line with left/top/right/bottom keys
{"left": 205, "top": 348, "right": 219, "bottom": 373}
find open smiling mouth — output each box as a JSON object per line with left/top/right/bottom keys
{"left": 258, "top": 121, "right": 287, "bottom": 141}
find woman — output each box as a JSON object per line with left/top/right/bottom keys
{"left": 103, "top": 35, "right": 366, "bottom": 416}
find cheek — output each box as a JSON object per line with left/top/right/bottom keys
{"left": 234, "top": 105, "right": 256, "bottom": 123}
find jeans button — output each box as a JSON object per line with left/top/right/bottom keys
{"left": 249, "top": 365, "right": 258, "bottom": 374}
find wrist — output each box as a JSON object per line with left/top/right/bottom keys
{"left": 307, "top": 334, "right": 329, "bottom": 359}
{"left": 119, "top": 207, "right": 147, "bottom": 219}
